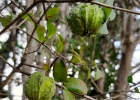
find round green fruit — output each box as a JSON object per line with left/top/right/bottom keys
{"left": 67, "top": 3, "right": 105, "bottom": 37}
{"left": 24, "top": 72, "right": 56, "bottom": 100}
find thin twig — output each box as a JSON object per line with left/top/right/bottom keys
{"left": 0, "top": 73, "right": 24, "bottom": 84}
{"left": 24, "top": 3, "right": 52, "bottom": 55}
{"left": 1, "top": 0, "right": 140, "bottom": 35}
{"left": 42, "top": 0, "right": 140, "bottom": 15}
{"left": 23, "top": 63, "right": 42, "bottom": 69}
{"left": 0, "top": 56, "right": 15, "bottom": 69}
{"left": 0, "top": 2, "right": 12, "bottom": 12}
{"left": 10, "top": 0, "right": 36, "bottom": 23}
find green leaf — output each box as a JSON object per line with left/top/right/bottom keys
{"left": 135, "top": 88, "right": 139, "bottom": 93}
{"left": 109, "top": 10, "right": 116, "bottom": 21}
{"left": 102, "top": 8, "right": 112, "bottom": 21}
{"left": 53, "top": 59, "right": 67, "bottom": 82}
{"left": 92, "top": 61, "right": 97, "bottom": 68}
{"left": 22, "top": 12, "right": 34, "bottom": 22}
{"left": 64, "top": 78, "right": 88, "bottom": 95}
{"left": 79, "top": 66, "right": 91, "bottom": 80}
{"left": 69, "top": 50, "right": 83, "bottom": 64}
{"left": 47, "top": 21, "right": 56, "bottom": 39}
{"left": 102, "top": 0, "right": 115, "bottom": 21}
{"left": 46, "top": 7, "right": 59, "bottom": 21}
{"left": 70, "top": 55, "right": 82, "bottom": 64}
{"left": 42, "top": 64, "right": 50, "bottom": 71}
{"left": 62, "top": 88, "right": 76, "bottom": 100}
{"left": 96, "top": 0, "right": 115, "bottom": 35}
{"left": 97, "top": 22, "right": 108, "bottom": 34}
{"left": 83, "top": 66, "right": 91, "bottom": 79}
{"left": 36, "top": 24, "right": 45, "bottom": 41}
{"left": 127, "top": 75, "right": 133, "bottom": 83}
{"left": 56, "top": 34, "right": 65, "bottom": 53}
{"left": 69, "top": 50, "right": 80, "bottom": 57}
{"left": 94, "top": 68, "right": 102, "bottom": 81}
{"left": 0, "top": 15, "right": 12, "bottom": 27}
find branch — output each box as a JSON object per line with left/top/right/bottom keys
{"left": 1, "top": 0, "right": 140, "bottom": 35}
{"left": 104, "top": 94, "right": 124, "bottom": 100}
{"left": 0, "top": 58, "right": 26, "bottom": 91}
{"left": 42, "top": 0, "right": 140, "bottom": 15}
{"left": 0, "top": 73, "right": 24, "bottom": 84}
{"left": 0, "top": 1, "right": 38, "bottom": 35}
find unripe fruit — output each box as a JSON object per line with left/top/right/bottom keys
{"left": 24, "top": 72, "right": 56, "bottom": 100}
{"left": 67, "top": 3, "right": 105, "bottom": 37}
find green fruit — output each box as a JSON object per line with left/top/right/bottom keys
{"left": 24, "top": 72, "right": 56, "bottom": 100}
{"left": 67, "top": 3, "right": 105, "bottom": 37}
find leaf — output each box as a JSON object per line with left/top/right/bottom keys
{"left": 53, "top": 59, "right": 67, "bottom": 82}
{"left": 96, "top": 0, "right": 115, "bottom": 35}
{"left": 64, "top": 78, "right": 88, "bottom": 95}
{"left": 135, "top": 88, "right": 139, "bottom": 93}
{"left": 97, "top": 22, "right": 108, "bottom": 34}
{"left": 92, "top": 61, "right": 97, "bottom": 68}
{"left": 69, "top": 50, "right": 83, "bottom": 64}
{"left": 127, "top": 75, "right": 133, "bottom": 83}
{"left": 56, "top": 34, "right": 65, "bottom": 53}
{"left": 70, "top": 55, "right": 82, "bottom": 64}
{"left": 94, "top": 68, "right": 102, "bottom": 81}
{"left": 47, "top": 21, "right": 56, "bottom": 39}
{"left": 83, "top": 66, "right": 91, "bottom": 79}
{"left": 36, "top": 24, "right": 45, "bottom": 41}
{"left": 102, "top": 0, "right": 115, "bottom": 21}
{"left": 109, "top": 10, "right": 116, "bottom": 21}
{"left": 62, "top": 88, "right": 76, "bottom": 100}
{"left": 79, "top": 66, "right": 91, "bottom": 80}
{"left": 69, "top": 50, "right": 80, "bottom": 57}
{"left": 22, "top": 12, "right": 34, "bottom": 22}
{"left": 46, "top": 7, "right": 59, "bottom": 21}
{"left": 0, "top": 15, "right": 12, "bottom": 27}
{"left": 42, "top": 64, "right": 50, "bottom": 71}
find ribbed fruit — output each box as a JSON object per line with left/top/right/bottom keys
{"left": 24, "top": 72, "right": 56, "bottom": 100}
{"left": 67, "top": 3, "right": 105, "bottom": 37}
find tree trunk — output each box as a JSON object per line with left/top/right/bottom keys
{"left": 113, "top": 12, "right": 140, "bottom": 100}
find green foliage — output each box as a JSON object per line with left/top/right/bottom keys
{"left": 70, "top": 50, "right": 84, "bottom": 64}
{"left": 94, "top": 68, "right": 102, "bottom": 81}
{"left": 22, "top": 13, "right": 34, "bottom": 22}
{"left": 64, "top": 78, "right": 88, "bottom": 95}
{"left": 46, "top": 7, "right": 60, "bottom": 21}
{"left": 0, "top": 15, "right": 12, "bottom": 27}
{"left": 42, "top": 64, "right": 50, "bottom": 71}
{"left": 135, "top": 88, "right": 139, "bottom": 93}
{"left": 62, "top": 88, "right": 76, "bottom": 100}
{"left": 53, "top": 59, "right": 67, "bottom": 82}
{"left": 127, "top": 75, "right": 133, "bottom": 83}
{"left": 36, "top": 24, "right": 45, "bottom": 41}
{"left": 56, "top": 34, "right": 65, "bottom": 53}
{"left": 97, "top": 0, "right": 116, "bottom": 34}
{"left": 79, "top": 65, "right": 91, "bottom": 81}
{"left": 2, "top": 0, "right": 119, "bottom": 99}
{"left": 47, "top": 21, "right": 57, "bottom": 39}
